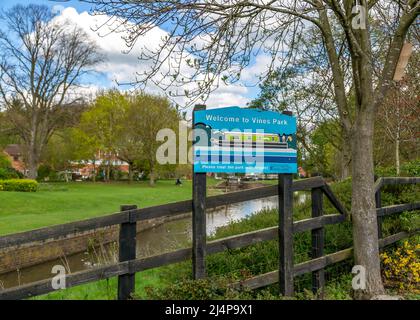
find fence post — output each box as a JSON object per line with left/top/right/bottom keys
{"left": 278, "top": 173, "right": 294, "bottom": 296}
{"left": 375, "top": 177, "right": 382, "bottom": 240}
{"left": 192, "top": 104, "right": 207, "bottom": 279}
{"left": 118, "top": 204, "right": 137, "bottom": 300}
{"left": 311, "top": 187, "right": 325, "bottom": 297}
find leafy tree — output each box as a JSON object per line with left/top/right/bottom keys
{"left": 304, "top": 120, "right": 341, "bottom": 178}
{"left": 127, "top": 92, "right": 181, "bottom": 185}
{"left": 76, "top": 90, "right": 127, "bottom": 182}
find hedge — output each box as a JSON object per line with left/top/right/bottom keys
{"left": 0, "top": 179, "right": 38, "bottom": 192}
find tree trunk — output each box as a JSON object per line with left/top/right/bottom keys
{"left": 149, "top": 171, "right": 155, "bottom": 186}
{"left": 128, "top": 163, "right": 133, "bottom": 183}
{"left": 27, "top": 145, "right": 39, "bottom": 179}
{"left": 351, "top": 113, "right": 385, "bottom": 299}
{"left": 340, "top": 134, "right": 352, "bottom": 180}
{"left": 106, "top": 160, "right": 111, "bottom": 182}
{"left": 92, "top": 160, "right": 97, "bottom": 183}
{"left": 395, "top": 137, "right": 400, "bottom": 176}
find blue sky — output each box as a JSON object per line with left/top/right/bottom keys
{"left": 0, "top": 0, "right": 264, "bottom": 109}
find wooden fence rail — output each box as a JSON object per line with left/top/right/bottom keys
{"left": 0, "top": 176, "right": 418, "bottom": 300}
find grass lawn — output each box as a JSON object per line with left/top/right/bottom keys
{"left": 0, "top": 179, "right": 221, "bottom": 236}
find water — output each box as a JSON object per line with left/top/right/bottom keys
{"left": 0, "top": 193, "right": 308, "bottom": 289}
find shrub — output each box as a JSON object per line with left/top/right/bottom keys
{"left": 0, "top": 179, "right": 38, "bottom": 192}
{"left": 143, "top": 277, "right": 243, "bottom": 300}
{"left": 0, "top": 153, "right": 12, "bottom": 168}
{"left": 375, "top": 159, "right": 420, "bottom": 178}
{"left": 0, "top": 167, "right": 21, "bottom": 179}
{"left": 37, "top": 164, "right": 52, "bottom": 181}
{"left": 381, "top": 240, "right": 420, "bottom": 293}
{"left": 401, "top": 160, "right": 420, "bottom": 177}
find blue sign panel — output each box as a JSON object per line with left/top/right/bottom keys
{"left": 193, "top": 107, "right": 297, "bottom": 174}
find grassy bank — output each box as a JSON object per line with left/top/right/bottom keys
{"left": 0, "top": 179, "right": 223, "bottom": 235}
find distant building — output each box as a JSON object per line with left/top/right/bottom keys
{"left": 73, "top": 151, "right": 129, "bottom": 179}
{"left": 3, "top": 144, "right": 26, "bottom": 174}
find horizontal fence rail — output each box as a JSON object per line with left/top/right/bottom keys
{"left": 233, "top": 229, "right": 420, "bottom": 291}
{"left": 0, "top": 176, "right": 418, "bottom": 300}
{"left": 0, "top": 177, "right": 326, "bottom": 250}
{"left": 374, "top": 177, "right": 420, "bottom": 193}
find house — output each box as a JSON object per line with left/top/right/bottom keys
{"left": 73, "top": 151, "right": 130, "bottom": 179}
{"left": 3, "top": 144, "right": 26, "bottom": 173}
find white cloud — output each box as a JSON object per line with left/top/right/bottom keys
{"left": 52, "top": 7, "right": 273, "bottom": 110}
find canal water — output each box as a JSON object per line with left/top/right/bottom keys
{"left": 0, "top": 193, "right": 308, "bottom": 289}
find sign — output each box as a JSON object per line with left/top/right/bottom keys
{"left": 193, "top": 106, "right": 297, "bottom": 174}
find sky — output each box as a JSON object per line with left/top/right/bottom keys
{"left": 0, "top": 0, "right": 270, "bottom": 111}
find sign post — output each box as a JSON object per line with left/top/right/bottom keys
{"left": 192, "top": 106, "right": 297, "bottom": 294}
{"left": 192, "top": 104, "right": 207, "bottom": 279}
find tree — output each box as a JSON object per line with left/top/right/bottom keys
{"left": 249, "top": 62, "right": 350, "bottom": 179}
{"left": 128, "top": 92, "right": 181, "bottom": 186}
{"left": 77, "top": 90, "right": 128, "bottom": 182}
{"left": 375, "top": 53, "right": 419, "bottom": 174}
{"left": 304, "top": 120, "right": 342, "bottom": 178}
{"left": 87, "top": 1, "right": 419, "bottom": 297}
{"left": 0, "top": 4, "right": 102, "bottom": 178}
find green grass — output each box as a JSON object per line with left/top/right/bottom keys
{"left": 0, "top": 179, "right": 221, "bottom": 235}
{"left": 36, "top": 267, "right": 173, "bottom": 300}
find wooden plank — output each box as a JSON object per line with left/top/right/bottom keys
{"left": 232, "top": 271, "right": 278, "bottom": 290}
{"left": 133, "top": 200, "right": 192, "bottom": 222}
{"left": 292, "top": 214, "right": 345, "bottom": 234}
{"left": 131, "top": 248, "right": 192, "bottom": 272}
{"left": 321, "top": 183, "right": 348, "bottom": 216}
{"left": 278, "top": 174, "right": 294, "bottom": 296}
{"left": 117, "top": 205, "right": 137, "bottom": 300}
{"left": 374, "top": 177, "right": 384, "bottom": 193}
{"left": 233, "top": 228, "right": 420, "bottom": 291}
{"left": 294, "top": 248, "right": 353, "bottom": 276}
{"left": 382, "top": 177, "right": 420, "bottom": 186}
{"left": 0, "top": 262, "right": 129, "bottom": 300}
{"left": 379, "top": 229, "right": 419, "bottom": 248}
{"left": 207, "top": 226, "right": 278, "bottom": 254}
{"left": 131, "top": 227, "right": 279, "bottom": 273}
{"left": 292, "top": 176, "right": 325, "bottom": 191}
{"left": 375, "top": 188, "right": 383, "bottom": 239}
{"left": 233, "top": 249, "right": 353, "bottom": 291}
{"left": 377, "top": 202, "right": 420, "bottom": 217}
{"left": 311, "top": 187, "right": 325, "bottom": 296}
{"left": 0, "top": 211, "right": 128, "bottom": 250}
{"left": 192, "top": 104, "right": 207, "bottom": 280}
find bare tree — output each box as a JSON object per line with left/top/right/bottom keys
{"left": 84, "top": 0, "right": 419, "bottom": 297}
{"left": 0, "top": 4, "right": 102, "bottom": 178}
{"left": 377, "top": 75, "right": 419, "bottom": 175}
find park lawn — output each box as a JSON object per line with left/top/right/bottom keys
{"left": 0, "top": 179, "right": 221, "bottom": 236}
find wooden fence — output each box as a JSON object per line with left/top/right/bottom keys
{"left": 0, "top": 176, "right": 418, "bottom": 300}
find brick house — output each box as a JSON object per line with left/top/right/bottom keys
{"left": 3, "top": 144, "right": 26, "bottom": 174}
